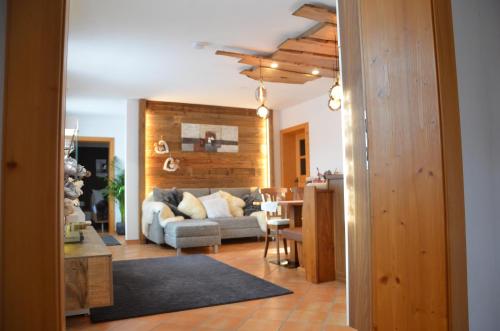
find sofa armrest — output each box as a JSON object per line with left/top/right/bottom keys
{"left": 142, "top": 200, "right": 168, "bottom": 244}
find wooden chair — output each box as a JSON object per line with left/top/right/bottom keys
{"left": 260, "top": 188, "right": 290, "bottom": 264}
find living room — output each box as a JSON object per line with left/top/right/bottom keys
{"left": 2, "top": 0, "right": 500, "bottom": 331}
{"left": 63, "top": 1, "right": 348, "bottom": 330}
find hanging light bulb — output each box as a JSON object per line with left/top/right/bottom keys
{"left": 328, "top": 77, "right": 343, "bottom": 111}
{"left": 257, "top": 104, "right": 270, "bottom": 118}
{"left": 255, "top": 59, "right": 270, "bottom": 118}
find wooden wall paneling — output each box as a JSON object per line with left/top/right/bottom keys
{"left": 292, "top": 4, "right": 337, "bottom": 24}
{"left": 337, "top": 0, "right": 372, "bottom": 329}
{"left": 140, "top": 101, "right": 272, "bottom": 234}
{"left": 1, "top": 0, "right": 68, "bottom": 329}
{"left": 431, "top": 0, "right": 469, "bottom": 329}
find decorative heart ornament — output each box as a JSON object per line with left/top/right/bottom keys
{"left": 163, "top": 156, "right": 180, "bottom": 172}
{"left": 154, "top": 139, "right": 169, "bottom": 154}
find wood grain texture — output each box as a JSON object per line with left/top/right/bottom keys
{"left": 140, "top": 100, "right": 271, "bottom": 197}
{"left": 431, "top": 0, "right": 469, "bottom": 329}
{"left": 301, "top": 23, "right": 337, "bottom": 41}
{"left": 279, "top": 38, "right": 338, "bottom": 57}
{"left": 241, "top": 67, "right": 319, "bottom": 84}
{"left": 1, "top": 0, "right": 67, "bottom": 329}
{"left": 280, "top": 123, "right": 310, "bottom": 188}
{"left": 216, "top": 50, "right": 337, "bottom": 78}
{"left": 328, "top": 176, "right": 346, "bottom": 282}
{"left": 302, "top": 186, "right": 335, "bottom": 283}
{"left": 359, "top": 0, "right": 454, "bottom": 329}
{"left": 64, "top": 227, "right": 113, "bottom": 311}
{"left": 293, "top": 4, "right": 337, "bottom": 24}
{"left": 272, "top": 49, "right": 338, "bottom": 70}
{"left": 78, "top": 136, "right": 116, "bottom": 234}
{"left": 337, "top": 0, "right": 372, "bottom": 329}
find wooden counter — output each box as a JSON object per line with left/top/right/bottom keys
{"left": 64, "top": 226, "right": 113, "bottom": 312}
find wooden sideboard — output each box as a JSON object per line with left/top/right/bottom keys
{"left": 64, "top": 226, "right": 113, "bottom": 313}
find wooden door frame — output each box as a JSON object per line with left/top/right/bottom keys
{"left": 280, "top": 122, "right": 310, "bottom": 188}
{"left": 338, "top": 0, "right": 468, "bottom": 330}
{"left": 1, "top": 0, "right": 68, "bottom": 329}
{"left": 1, "top": 0, "right": 468, "bottom": 330}
{"left": 77, "top": 136, "right": 116, "bottom": 234}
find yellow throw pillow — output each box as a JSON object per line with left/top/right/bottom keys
{"left": 178, "top": 192, "right": 207, "bottom": 219}
{"left": 218, "top": 191, "right": 245, "bottom": 217}
{"left": 160, "top": 205, "right": 175, "bottom": 220}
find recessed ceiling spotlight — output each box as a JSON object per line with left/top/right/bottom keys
{"left": 270, "top": 62, "right": 279, "bottom": 69}
{"left": 312, "top": 68, "right": 320, "bottom": 75}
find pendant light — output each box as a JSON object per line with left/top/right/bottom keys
{"left": 255, "top": 60, "right": 270, "bottom": 119}
{"left": 328, "top": 76, "right": 343, "bottom": 111}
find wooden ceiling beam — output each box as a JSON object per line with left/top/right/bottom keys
{"left": 241, "top": 67, "right": 319, "bottom": 84}
{"left": 272, "top": 49, "right": 338, "bottom": 69}
{"left": 302, "top": 22, "right": 337, "bottom": 41}
{"left": 216, "top": 50, "right": 337, "bottom": 78}
{"left": 293, "top": 4, "right": 337, "bottom": 24}
{"left": 279, "top": 37, "right": 338, "bottom": 56}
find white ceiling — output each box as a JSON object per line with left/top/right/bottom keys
{"left": 66, "top": 0, "right": 336, "bottom": 113}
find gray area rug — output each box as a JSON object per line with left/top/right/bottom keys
{"left": 90, "top": 255, "right": 292, "bottom": 322}
{"left": 101, "top": 234, "right": 121, "bottom": 246}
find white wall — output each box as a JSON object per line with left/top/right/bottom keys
{"left": 274, "top": 95, "right": 343, "bottom": 186}
{"left": 125, "top": 99, "right": 140, "bottom": 240}
{"left": 452, "top": 0, "right": 500, "bottom": 330}
{"left": 66, "top": 106, "right": 127, "bottom": 224}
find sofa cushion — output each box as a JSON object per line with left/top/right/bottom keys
{"left": 165, "top": 220, "right": 220, "bottom": 237}
{"left": 242, "top": 190, "right": 263, "bottom": 216}
{"left": 178, "top": 192, "right": 207, "bottom": 219}
{"left": 218, "top": 191, "right": 245, "bottom": 217}
{"left": 153, "top": 187, "right": 182, "bottom": 206}
{"left": 178, "top": 188, "right": 210, "bottom": 198}
{"left": 209, "top": 216, "right": 259, "bottom": 230}
{"left": 209, "top": 187, "right": 253, "bottom": 198}
{"left": 200, "top": 197, "right": 232, "bottom": 219}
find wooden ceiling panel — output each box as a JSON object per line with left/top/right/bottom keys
{"left": 272, "top": 49, "right": 338, "bottom": 69}
{"left": 216, "top": 50, "right": 337, "bottom": 78}
{"left": 215, "top": 3, "right": 339, "bottom": 84}
{"left": 302, "top": 23, "right": 337, "bottom": 41}
{"left": 293, "top": 4, "right": 337, "bottom": 24}
{"left": 241, "top": 67, "right": 319, "bottom": 84}
{"left": 279, "top": 37, "right": 338, "bottom": 56}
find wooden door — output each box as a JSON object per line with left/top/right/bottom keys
{"left": 281, "top": 123, "right": 309, "bottom": 188}
{"left": 295, "top": 133, "right": 308, "bottom": 187}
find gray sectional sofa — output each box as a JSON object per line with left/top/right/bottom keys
{"left": 142, "top": 187, "right": 265, "bottom": 254}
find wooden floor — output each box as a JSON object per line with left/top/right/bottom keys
{"left": 66, "top": 238, "right": 352, "bottom": 331}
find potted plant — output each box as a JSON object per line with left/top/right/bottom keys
{"left": 105, "top": 158, "right": 125, "bottom": 235}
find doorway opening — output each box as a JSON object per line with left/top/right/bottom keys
{"left": 72, "top": 137, "right": 116, "bottom": 234}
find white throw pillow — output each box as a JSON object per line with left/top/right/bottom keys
{"left": 218, "top": 191, "right": 245, "bottom": 217}
{"left": 178, "top": 192, "right": 207, "bottom": 219}
{"left": 201, "top": 197, "right": 232, "bottom": 218}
